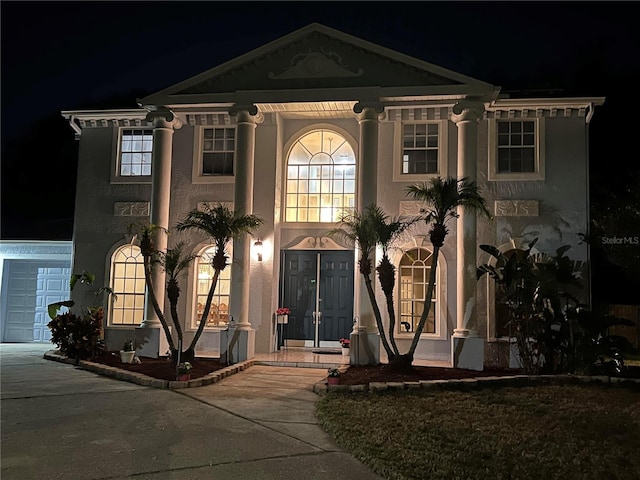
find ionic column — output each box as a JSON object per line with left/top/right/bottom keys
{"left": 229, "top": 105, "right": 263, "bottom": 330}
{"left": 142, "top": 109, "right": 182, "bottom": 328}
{"left": 353, "top": 102, "right": 384, "bottom": 365}
{"left": 450, "top": 100, "right": 485, "bottom": 370}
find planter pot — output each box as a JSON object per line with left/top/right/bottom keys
{"left": 327, "top": 376, "right": 340, "bottom": 385}
{"left": 120, "top": 350, "right": 135, "bottom": 364}
{"left": 341, "top": 347, "right": 350, "bottom": 356}
{"left": 176, "top": 374, "right": 191, "bottom": 381}
{"left": 276, "top": 314, "right": 289, "bottom": 324}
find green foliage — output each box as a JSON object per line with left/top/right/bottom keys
{"left": 47, "top": 307, "right": 104, "bottom": 361}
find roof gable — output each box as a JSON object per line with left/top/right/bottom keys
{"left": 141, "top": 23, "right": 495, "bottom": 106}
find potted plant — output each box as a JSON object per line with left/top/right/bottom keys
{"left": 339, "top": 338, "right": 350, "bottom": 356}
{"left": 120, "top": 339, "right": 135, "bottom": 364}
{"left": 176, "top": 361, "right": 193, "bottom": 381}
{"left": 327, "top": 367, "right": 341, "bottom": 385}
{"left": 276, "top": 307, "right": 290, "bottom": 324}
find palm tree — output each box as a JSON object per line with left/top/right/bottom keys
{"left": 328, "top": 205, "right": 400, "bottom": 360}
{"left": 369, "top": 206, "right": 417, "bottom": 357}
{"left": 404, "top": 177, "right": 491, "bottom": 364}
{"left": 176, "top": 203, "right": 263, "bottom": 359}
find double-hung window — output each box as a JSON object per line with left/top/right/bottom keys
{"left": 488, "top": 118, "right": 545, "bottom": 180}
{"left": 393, "top": 121, "right": 447, "bottom": 181}
{"left": 193, "top": 127, "right": 236, "bottom": 182}
{"left": 118, "top": 129, "right": 153, "bottom": 177}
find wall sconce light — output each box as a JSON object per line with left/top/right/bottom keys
{"left": 254, "top": 238, "right": 263, "bottom": 262}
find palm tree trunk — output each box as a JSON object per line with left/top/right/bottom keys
{"left": 363, "top": 274, "right": 395, "bottom": 361}
{"left": 142, "top": 257, "right": 176, "bottom": 354}
{"left": 187, "top": 269, "right": 220, "bottom": 354}
{"left": 407, "top": 246, "right": 440, "bottom": 361}
{"left": 385, "top": 295, "right": 400, "bottom": 357}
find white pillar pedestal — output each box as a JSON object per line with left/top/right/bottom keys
{"left": 350, "top": 329, "right": 380, "bottom": 366}
{"left": 452, "top": 334, "right": 484, "bottom": 371}
{"left": 220, "top": 326, "right": 255, "bottom": 364}
{"left": 135, "top": 326, "right": 170, "bottom": 359}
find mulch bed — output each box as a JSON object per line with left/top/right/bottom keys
{"left": 338, "top": 364, "right": 524, "bottom": 385}
{"left": 89, "top": 351, "right": 227, "bottom": 381}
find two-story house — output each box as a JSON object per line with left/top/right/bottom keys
{"left": 62, "top": 23, "right": 603, "bottom": 370}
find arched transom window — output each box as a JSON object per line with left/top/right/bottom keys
{"left": 399, "top": 248, "right": 436, "bottom": 334}
{"left": 110, "top": 244, "right": 146, "bottom": 325}
{"left": 285, "top": 129, "right": 356, "bottom": 222}
{"left": 194, "top": 245, "right": 232, "bottom": 328}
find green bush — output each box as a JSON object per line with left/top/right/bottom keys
{"left": 47, "top": 307, "right": 104, "bottom": 362}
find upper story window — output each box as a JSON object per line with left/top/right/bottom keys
{"left": 398, "top": 248, "right": 437, "bottom": 335}
{"left": 109, "top": 244, "right": 146, "bottom": 325}
{"left": 119, "top": 129, "right": 153, "bottom": 177}
{"left": 193, "top": 127, "right": 236, "bottom": 184}
{"left": 488, "top": 118, "right": 545, "bottom": 181}
{"left": 193, "top": 245, "right": 231, "bottom": 328}
{"left": 393, "top": 121, "right": 448, "bottom": 182}
{"left": 285, "top": 129, "right": 356, "bottom": 223}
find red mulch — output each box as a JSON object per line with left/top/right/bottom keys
{"left": 89, "top": 351, "right": 521, "bottom": 384}
{"left": 89, "top": 351, "right": 226, "bottom": 381}
{"left": 338, "top": 364, "right": 524, "bottom": 385}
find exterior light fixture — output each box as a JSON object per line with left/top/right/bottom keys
{"left": 254, "top": 238, "right": 263, "bottom": 262}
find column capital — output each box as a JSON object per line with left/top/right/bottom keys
{"left": 354, "top": 101, "right": 385, "bottom": 121}
{"left": 451, "top": 100, "right": 485, "bottom": 125}
{"left": 146, "top": 108, "right": 182, "bottom": 130}
{"left": 229, "top": 104, "right": 264, "bottom": 124}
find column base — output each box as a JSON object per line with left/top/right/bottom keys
{"left": 135, "top": 326, "right": 171, "bottom": 359}
{"left": 452, "top": 335, "right": 484, "bottom": 371}
{"left": 350, "top": 330, "right": 380, "bottom": 366}
{"left": 220, "top": 327, "right": 255, "bottom": 364}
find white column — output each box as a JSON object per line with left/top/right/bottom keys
{"left": 451, "top": 100, "right": 485, "bottom": 370}
{"left": 136, "top": 109, "right": 181, "bottom": 358}
{"left": 142, "top": 109, "right": 182, "bottom": 328}
{"left": 353, "top": 102, "right": 383, "bottom": 365}
{"left": 222, "top": 105, "right": 262, "bottom": 363}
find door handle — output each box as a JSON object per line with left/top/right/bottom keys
{"left": 312, "top": 311, "right": 316, "bottom": 324}
{"left": 317, "top": 311, "right": 322, "bottom": 324}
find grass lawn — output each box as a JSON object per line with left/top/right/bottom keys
{"left": 316, "top": 383, "right": 640, "bottom": 480}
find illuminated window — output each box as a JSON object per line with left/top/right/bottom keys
{"left": 201, "top": 127, "right": 235, "bottom": 176}
{"left": 488, "top": 118, "right": 545, "bottom": 181}
{"left": 119, "top": 129, "right": 153, "bottom": 176}
{"left": 402, "top": 123, "right": 439, "bottom": 174}
{"left": 285, "top": 129, "right": 356, "bottom": 223}
{"left": 399, "top": 248, "right": 436, "bottom": 334}
{"left": 194, "top": 245, "right": 232, "bottom": 328}
{"left": 110, "top": 245, "right": 146, "bottom": 325}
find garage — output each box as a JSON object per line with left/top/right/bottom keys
{"left": 0, "top": 241, "right": 72, "bottom": 343}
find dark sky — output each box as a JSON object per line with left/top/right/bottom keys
{"left": 2, "top": 1, "right": 640, "bottom": 240}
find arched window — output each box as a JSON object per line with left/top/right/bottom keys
{"left": 399, "top": 248, "right": 437, "bottom": 334}
{"left": 194, "top": 245, "right": 231, "bottom": 328}
{"left": 285, "top": 129, "right": 356, "bottom": 222}
{"left": 110, "top": 244, "right": 145, "bottom": 325}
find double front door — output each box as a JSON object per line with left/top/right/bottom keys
{"left": 280, "top": 250, "right": 354, "bottom": 348}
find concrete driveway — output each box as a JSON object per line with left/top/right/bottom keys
{"left": 1, "top": 343, "right": 383, "bottom": 479}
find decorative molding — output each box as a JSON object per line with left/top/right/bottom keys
{"left": 385, "top": 107, "right": 452, "bottom": 122}
{"left": 114, "top": 202, "right": 150, "bottom": 217}
{"left": 185, "top": 113, "right": 234, "bottom": 126}
{"left": 494, "top": 200, "right": 539, "bottom": 217}
{"left": 486, "top": 107, "right": 589, "bottom": 120}
{"left": 269, "top": 48, "right": 364, "bottom": 80}
{"left": 197, "top": 201, "right": 234, "bottom": 211}
{"left": 399, "top": 201, "right": 424, "bottom": 216}
{"left": 285, "top": 236, "right": 347, "bottom": 250}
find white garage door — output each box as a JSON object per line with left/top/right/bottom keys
{"left": 2, "top": 260, "right": 70, "bottom": 342}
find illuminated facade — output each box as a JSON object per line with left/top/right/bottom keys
{"left": 63, "top": 24, "right": 603, "bottom": 369}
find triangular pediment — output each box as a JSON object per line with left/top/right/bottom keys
{"left": 141, "top": 23, "right": 494, "bottom": 106}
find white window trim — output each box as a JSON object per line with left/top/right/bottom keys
{"left": 392, "top": 120, "right": 448, "bottom": 182}
{"left": 391, "top": 243, "right": 448, "bottom": 340}
{"left": 192, "top": 126, "right": 236, "bottom": 184}
{"left": 488, "top": 117, "right": 545, "bottom": 181}
{"left": 110, "top": 127, "right": 153, "bottom": 184}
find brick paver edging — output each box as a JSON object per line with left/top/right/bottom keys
{"left": 312, "top": 373, "right": 640, "bottom": 394}
{"left": 43, "top": 350, "right": 255, "bottom": 389}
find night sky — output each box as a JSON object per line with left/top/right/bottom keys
{"left": 2, "top": 1, "right": 639, "bottom": 298}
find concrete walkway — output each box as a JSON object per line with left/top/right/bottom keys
{"left": 1, "top": 343, "right": 383, "bottom": 480}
